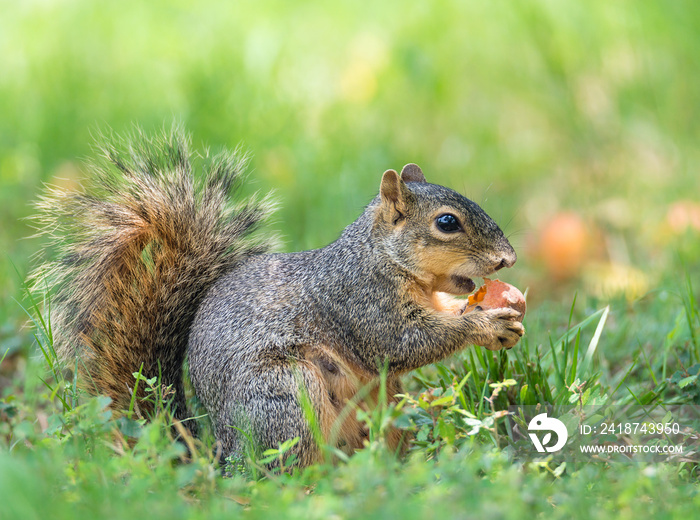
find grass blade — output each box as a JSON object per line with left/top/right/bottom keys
{"left": 582, "top": 305, "right": 609, "bottom": 372}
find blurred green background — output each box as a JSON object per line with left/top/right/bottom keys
{"left": 1, "top": 0, "right": 699, "bottom": 366}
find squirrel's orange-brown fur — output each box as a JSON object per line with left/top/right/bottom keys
{"left": 32, "top": 127, "right": 523, "bottom": 468}
{"left": 32, "top": 129, "right": 276, "bottom": 424}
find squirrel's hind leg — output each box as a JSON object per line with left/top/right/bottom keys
{"left": 217, "top": 353, "right": 366, "bottom": 470}
{"left": 301, "top": 347, "right": 411, "bottom": 459}
{"left": 216, "top": 348, "right": 411, "bottom": 470}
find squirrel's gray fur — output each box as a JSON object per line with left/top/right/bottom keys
{"left": 32, "top": 127, "right": 524, "bottom": 468}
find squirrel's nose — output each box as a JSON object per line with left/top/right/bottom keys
{"left": 494, "top": 259, "right": 508, "bottom": 271}
{"left": 494, "top": 253, "right": 516, "bottom": 271}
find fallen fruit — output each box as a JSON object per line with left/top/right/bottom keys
{"left": 464, "top": 278, "right": 526, "bottom": 321}
{"left": 538, "top": 212, "right": 588, "bottom": 280}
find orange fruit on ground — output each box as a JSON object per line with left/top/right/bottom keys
{"left": 538, "top": 212, "right": 589, "bottom": 280}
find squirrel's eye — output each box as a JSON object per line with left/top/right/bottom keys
{"left": 436, "top": 213, "right": 461, "bottom": 233}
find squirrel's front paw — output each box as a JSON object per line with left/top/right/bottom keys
{"left": 473, "top": 308, "right": 525, "bottom": 351}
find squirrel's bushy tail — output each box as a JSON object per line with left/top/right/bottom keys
{"left": 31, "top": 127, "right": 276, "bottom": 421}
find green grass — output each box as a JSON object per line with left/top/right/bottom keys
{"left": 2, "top": 0, "right": 700, "bottom": 518}
{"left": 2, "top": 284, "right": 700, "bottom": 519}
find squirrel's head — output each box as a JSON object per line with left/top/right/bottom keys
{"left": 373, "top": 164, "right": 516, "bottom": 296}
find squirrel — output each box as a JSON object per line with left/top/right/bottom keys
{"left": 32, "top": 128, "right": 524, "bottom": 468}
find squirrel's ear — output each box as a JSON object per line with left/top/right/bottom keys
{"left": 400, "top": 163, "right": 426, "bottom": 183}
{"left": 380, "top": 169, "right": 411, "bottom": 224}
{"left": 380, "top": 169, "right": 401, "bottom": 204}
